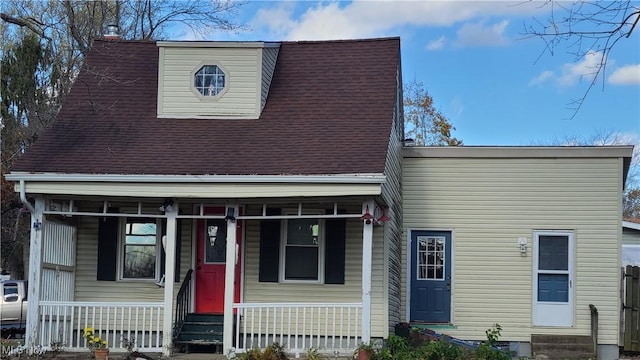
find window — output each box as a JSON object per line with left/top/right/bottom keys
{"left": 97, "top": 211, "right": 181, "bottom": 282}
{"left": 3, "top": 282, "right": 18, "bottom": 302}
{"left": 281, "top": 218, "right": 323, "bottom": 282}
{"left": 259, "top": 208, "right": 345, "bottom": 284}
{"left": 120, "top": 218, "right": 158, "bottom": 280}
{"left": 417, "top": 236, "right": 445, "bottom": 280}
{"left": 535, "top": 232, "right": 571, "bottom": 302}
{"left": 205, "top": 219, "right": 227, "bottom": 263}
{"left": 193, "top": 65, "right": 226, "bottom": 97}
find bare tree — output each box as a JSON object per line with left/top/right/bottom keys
{"left": 524, "top": 1, "right": 640, "bottom": 118}
{"left": 0, "top": 0, "right": 246, "bottom": 278}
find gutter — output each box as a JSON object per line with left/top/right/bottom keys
{"left": 5, "top": 173, "right": 387, "bottom": 184}
{"left": 19, "top": 179, "right": 35, "bottom": 214}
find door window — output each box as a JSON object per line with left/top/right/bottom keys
{"left": 205, "top": 219, "right": 227, "bottom": 263}
{"left": 417, "top": 236, "right": 445, "bottom": 280}
{"left": 537, "top": 234, "right": 570, "bottom": 302}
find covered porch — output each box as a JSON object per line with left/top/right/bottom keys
{"left": 18, "top": 180, "right": 389, "bottom": 356}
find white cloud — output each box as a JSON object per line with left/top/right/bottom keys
{"left": 455, "top": 20, "right": 510, "bottom": 47}
{"left": 558, "top": 50, "right": 604, "bottom": 87}
{"left": 250, "top": 1, "right": 544, "bottom": 41}
{"left": 426, "top": 36, "right": 446, "bottom": 51}
{"left": 529, "top": 70, "right": 555, "bottom": 86}
{"left": 451, "top": 97, "right": 464, "bottom": 117}
{"left": 253, "top": 4, "right": 299, "bottom": 39}
{"left": 608, "top": 64, "right": 640, "bottom": 85}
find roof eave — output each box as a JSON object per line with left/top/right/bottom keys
{"left": 5, "top": 172, "right": 387, "bottom": 184}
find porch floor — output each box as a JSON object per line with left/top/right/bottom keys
{"left": 23, "top": 352, "right": 352, "bottom": 359}
{"left": 170, "top": 354, "right": 226, "bottom": 359}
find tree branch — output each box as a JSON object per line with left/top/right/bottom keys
{"left": 62, "top": 1, "right": 89, "bottom": 53}
{"left": 1, "top": 12, "right": 51, "bottom": 40}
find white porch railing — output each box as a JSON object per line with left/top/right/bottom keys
{"left": 233, "top": 303, "right": 362, "bottom": 354}
{"left": 38, "top": 301, "right": 164, "bottom": 352}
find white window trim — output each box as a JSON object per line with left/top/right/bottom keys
{"left": 190, "top": 61, "right": 229, "bottom": 101}
{"left": 117, "top": 217, "right": 162, "bottom": 282}
{"left": 279, "top": 211, "right": 325, "bottom": 284}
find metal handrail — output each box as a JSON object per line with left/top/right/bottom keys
{"left": 173, "top": 269, "right": 193, "bottom": 340}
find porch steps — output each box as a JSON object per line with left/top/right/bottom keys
{"left": 531, "top": 334, "right": 595, "bottom": 360}
{"left": 175, "top": 313, "right": 224, "bottom": 353}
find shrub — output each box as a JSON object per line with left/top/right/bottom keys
{"left": 237, "top": 342, "right": 288, "bottom": 360}
{"left": 473, "top": 324, "right": 511, "bottom": 360}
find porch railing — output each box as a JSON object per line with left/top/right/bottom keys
{"left": 173, "top": 269, "right": 193, "bottom": 340}
{"left": 38, "top": 301, "right": 164, "bottom": 352}
{"left": 233, "top": 303, "right": 362, "bottom": 354}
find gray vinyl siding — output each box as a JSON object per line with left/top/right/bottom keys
{"left": 261, "top": 47, "right": 279, "bottom": 111}
{"left": 402, "top": 155, "right": 623, "bottom": 345}
{"left": 379, "top": 64, "right": 403, "bottom": 334}
{"left": 623, "top": 227, "right": 640, "bottom": 246}
{"left": 74, "top": 217, "right": 192, "bottom": 302}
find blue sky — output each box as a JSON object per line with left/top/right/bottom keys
{"left": 190, "top": 1, "right": 640, "bottom": 146}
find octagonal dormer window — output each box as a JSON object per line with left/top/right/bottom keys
{"left": 193, "top": 64, "right": 227, "bottom": 98}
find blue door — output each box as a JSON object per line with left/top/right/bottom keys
{"left": 410, "top": 231, "right": 451, "bottom": 323}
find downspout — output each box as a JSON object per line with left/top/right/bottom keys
{"left": 19, "top": 179, "right": 36, "bottom": 214}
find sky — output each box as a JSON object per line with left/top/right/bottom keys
{"left": 186, "top": 0, "right": 640, "bottom": 146}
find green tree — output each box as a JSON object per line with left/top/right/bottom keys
{"left": 0, "top": 33, "right": 54, "bottom": 277}
{"left": 0, "top": 0, "right": 245, "bottom": 278}
{"left": 404, "top": 79, "right": 462, "bottom": 146}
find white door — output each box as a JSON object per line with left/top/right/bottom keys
{"left": 533, "top": 230, "right": 574, "bottom": 327}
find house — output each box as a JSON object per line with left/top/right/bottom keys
{"left": 5, "top": 37, "right": 404, "bottom": 357}
{"left": 402, "top": 146, "right": 633, "bottom": 359}
{"left": 5, "top": 34, "right": 634, "bottom": 360}
{"left": 623, "top": 220, "right": 640, "bottom": 266}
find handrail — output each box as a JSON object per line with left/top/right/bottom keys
{"left": 174, "top": 269, "right": 193, "bottom": 340}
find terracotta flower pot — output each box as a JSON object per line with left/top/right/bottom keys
{"left": 93, "top": 348, "right": 109, "bottom": 360}
{"left": 357, "top": 348, "right": 371, "bottom": 360}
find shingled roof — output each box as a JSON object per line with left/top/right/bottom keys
{"left": 11, "top": 37, "right": 400, "bottom": 176}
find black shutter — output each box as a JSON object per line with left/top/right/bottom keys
{"left": 175, "top": 220, "right": 181, "bottom": 282}
{"left": 97, "top": 209, "right": 119, "bottom": 281}
{"left": 259, "top": 208, "right": 281, "bottom": 282}
{"left": 160, "top": 219, "right": 182, "bottom": 282}
{"left": 325, "top": 210, "right": 346, "bottom": 284}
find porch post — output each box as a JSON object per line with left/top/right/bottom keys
{"left": 25, "top": 196, "right": 44, "bottom": 348}
{"left": 162, "top": 201, "right": 178, "bottom": 357}
{"left": 223, "top": 204, "right": 239, "bottom": 355}
{"left": 361, "top": 199, "right": 374, "bottom": 344}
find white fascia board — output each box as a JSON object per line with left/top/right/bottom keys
{"left": 5, "top": 172, "right": 386, "bottom": 184}
{"left": 623, "top": 221, "right": 640, "bottom": 231}
{"left": 157, "top": 41, "right": 270, "bottom": 48}
{"left": 404, "top": 145, "right": 634, "bottom": 159}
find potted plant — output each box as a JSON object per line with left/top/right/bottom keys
{"left": 355, "top": 342, "right": 373, "bottom": 360}
{"left": 83, "top": 327, "right": 109, "bottom": 360}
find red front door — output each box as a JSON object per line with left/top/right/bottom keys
{"left": 195, "top": 207, "right": 242, "bottom": 313}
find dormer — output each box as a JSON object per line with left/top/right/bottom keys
{"left": 156, "top": 41, "right": 280, "bottom": 119}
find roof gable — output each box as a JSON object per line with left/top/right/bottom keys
{"left": 11, "top": 37, "right": 401, "bottom": 176}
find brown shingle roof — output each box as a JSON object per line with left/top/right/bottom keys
{"left": 11, "top": 37, "right": 400, "bottom": 176}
